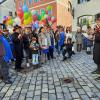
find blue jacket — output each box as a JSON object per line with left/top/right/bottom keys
{"left": 0, "top": 35, "right": 13, "bottom": 62}
{"left": 58, "top": 31, "right": 65, "bottom": 46}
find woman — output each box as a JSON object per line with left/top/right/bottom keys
{"left": 38, "top": 27, "right": 49, "bottom": 63}
{"left": 86, "top": 26, "right": 94, "bottom": 54}
{"left": 75, "top": 27, "right": 83, "bottom": 52}
{"left": 93, "top": 18, "right": 100, "bottom": 74}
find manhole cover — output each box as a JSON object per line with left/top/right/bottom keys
{"left": 60, "top": 77, "right": 74, "bottom": 84}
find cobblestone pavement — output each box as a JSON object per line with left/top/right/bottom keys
{"left": 0, "top": 52, "right": 100, "bottom": 100}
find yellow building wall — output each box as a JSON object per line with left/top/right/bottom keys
{"left": 57, "top": 0, "right": 72, "bottom": 27}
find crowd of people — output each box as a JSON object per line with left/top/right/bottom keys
{"left": 0, "top": 17, "right": 100, "bottom": 84}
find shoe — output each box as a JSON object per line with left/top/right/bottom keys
{"left": 4, "top": 80, "right": 13, "bottom": 84}
{"left": 95, "top": 77, "right": 100, "bottom": 80}
{"left": 52, "top": 57, "right": 56, "bottom": 59}
{"left": 27, "top": 63, "right": 30, "bottom": 67}
{"left": 92, "top": 70, "right": 100, "bottom": 74}
{"left": 68, "top": 56, "right": 71, "bottom": 59}
{"left": 62, "top": 57, "right": 67, "bottom": 61}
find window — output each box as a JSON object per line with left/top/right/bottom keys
{"left": 95, "top": 13, "right": 100, "bottom": 21}
{"left": 34, "top": 0, "right": 38, "bottom": 3}
{"left": 28, "top": 0, "right": 32, "bottom": 4}
{"left": 78, "top": 0, "right": 90, "bottom": 4}
{"left": 9, "top": 12, "right": 13, "bottom": 16}
{"left": 78, "top": 15, "right": 93, "bottom": 26}
{"left": 68, "top": 1, "right": 72, "bottom": 14}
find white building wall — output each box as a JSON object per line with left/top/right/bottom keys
{"left": 0, "top": 0, "right": 16, "bottom": 23}
{"left": 72, "top": 0, "right": 100, "bottom": 31}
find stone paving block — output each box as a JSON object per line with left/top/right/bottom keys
{"left": 56, "top": 86, "right": 62, "bottom": 93}
{"left": 42, "top": 84, "right": 48, "bottom": 88}
{"left": 95, "top": 92, "right": 100, "bottom": 98}
{"left": 77, "top": 89, "right": 86, "bottom": 95}
{"left": 57, "top": 93, "right": 64, "bottom": 99}
{"left": 9, "top": 86, "right": 16, "bottom": 90}
{"left": 91, "top": 98, "right": 100, "bottom": 100}
{"left": 71, "top": 92, "right": 80, "bottom": 99}
{"left": 42, "top": 88, "right": 48, "bottom": 93}
{"left": 2, "top": 97, "right": 10, "bottom": 100}
{"left": 10, "top": 91, "right": 20, "bottom": 99}
{"left": 86, "top": 91, "right": 96, "bottom": 98}
{"left": 0, "top": 93, "right": 5, "bottom": 98}
{"left": 42, "top": 93, "right": 48, "bottom": 98}
{"left": 26, "top": 97, "right": 33, "bottom": 100}
{"left": 18, "top": 93, "right": 26, "bottom": 100}
{"left": 35, "top": 85, "right": 41, "bottom": 90}
{"left": 26, "top": 91, "right": 34, "bottom": 98}
{"left": 80, "top": 95, "right": 90, "bottom": 100}
{"left": 64, "top": 93, "right": 72, "bottom": 100}
{"left": 28, "top": 85, "right": 35, "bottom": 91}
{"left": 15, "top": 87, "right": 21, "bottom": 92}
{"left": 21, "top": 89, "right": 28, "bottom": 93}
{"left": 48, "top": 85, "right": 54, "bottom": 89}
{"left": 49, "top": 89, "right": 55, "bottom": 94}
{"left": 49, "top": 94, "right": 56, "bottom": 100}
{"left": 0, "top": 87, "right": 9, "bottom": 93}
{"left": 82, "top": 86, "right": 91, "bottom": 92}
{"left": 33, "top": 95, "right": 40, "bottom": 100}
{"left": 5, "top": 90, "right": 14, "bottom": 97}
{"left": 33, "top": 96, "right": 40, "bottom": 100}
{"left": 62, "top": 87, "right": 69, "bottom": 93}
{"left": 35, "top": 90, "right": 41, "bottom": 95}
{"left": 69, "top": 87, "right": 76, "bottom": 92}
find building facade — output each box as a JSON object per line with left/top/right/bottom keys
{"left": 15, "top": 0, "right": 72, "bottom": 27}
{"left": 72, "top": 0, "right": 100, "bottom": 31}
{"left": 0, "top": 0, "right": 16, "bottom": 23}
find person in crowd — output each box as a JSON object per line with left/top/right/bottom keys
{"left": 3, "top": 29, "right": 14, "bottom": 54}
{"left": 58, "top": 26, "right": 65, "bottom": 55}
{"left": 38, "top": 27, "right": 49, "bottom": 63}
{"left": 23, "top": 27, "right": 31, "bottom": 67}
{"left": 0, "top": 25, "right": 13, "bottom": 84}
{"left": 75, "top": 27, "right": 83, "bottom": 52}
{"left": 54, "top": 27, "right": 60, "bottom": 55}
{"left": 86, "top": 26, "right": 94, "bottom": 54}
{"left": 62, "top": 37, "right": 73, "bottom": 61}
{"left": 46, "top": 26, "right": 55, "bottom": 60}
{"left": 92, "top": 18, "right": 100, "bottom": 75}
{"left": 12, "top": 25, "right": 24, "bottom": 71}
{"left": 32, "top": 28, "right": 39, "bottom": 43}
{"left": 30, "top": 36, "right": 40, "bottom": 67}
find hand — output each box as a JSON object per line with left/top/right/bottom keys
{"left": 18, "top": 34, "right": 22, "bottom": 39}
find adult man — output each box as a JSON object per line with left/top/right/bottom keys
{"left": 46, "top": 26, "right": 55, "bottom": 60}
{"left": 58, "top": 26, "right": 65, "bottom": 55}
{"left": 12, "top": 25, "right": 24, "bottom": 71}
{"left": 0, "top": 25, "right": 13, "bottom": 84}
{"left": 92, "top": 18, "right": 100, "bottom": 75}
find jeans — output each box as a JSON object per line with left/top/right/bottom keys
{"left": 0, "top": 57, "right": 10, "bottom": 81}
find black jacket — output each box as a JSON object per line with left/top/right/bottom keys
{"left": 93, "top": 33, "right": 100, "bottom": 64}
{"left": 12, "top": 32, "right": 23, "bottom": 59}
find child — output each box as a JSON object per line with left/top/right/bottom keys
{"left": 62, "top": 38, "right": 73, "bottom": 61}
{"left": 30, "top": 36, "right": 39, "bottom": 67}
